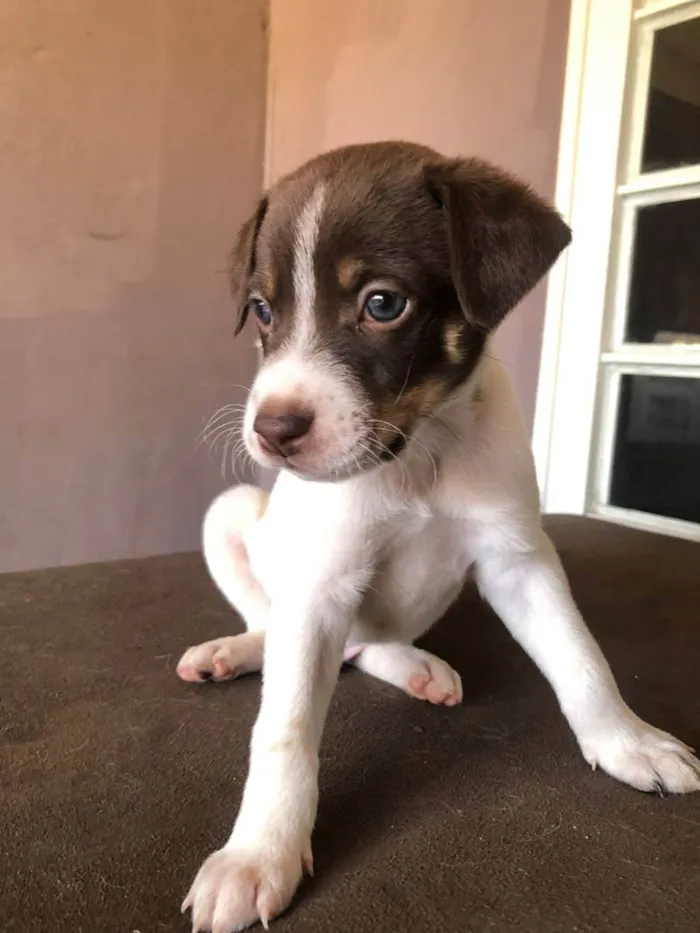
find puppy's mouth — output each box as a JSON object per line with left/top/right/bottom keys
{"left": 303, "top": 423, "right": 414, "bottom": 480}
{"left": 245, "top": 420, "right": 413, "bottom": 483}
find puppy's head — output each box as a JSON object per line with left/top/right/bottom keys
{"left": 232, "top": 142, "right": 570, "bottom": 481}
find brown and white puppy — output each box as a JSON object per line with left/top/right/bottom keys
{"left": 234, "top": 141, "right": 568, "bottom": 482}
{"left": 178, "top": 142, "right": 700, "bottom": 933}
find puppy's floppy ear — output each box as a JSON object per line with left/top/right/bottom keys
{"left": 230, "top": 196, "right": 268, "bottom": 336}
{"left": 425, "top": 158, "right": 571, "bottom": 331}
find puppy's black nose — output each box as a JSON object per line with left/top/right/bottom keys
{"left": 253, "top": 412, "right": 314, "bottom": 457}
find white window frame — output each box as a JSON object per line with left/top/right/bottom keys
{"left": 533, "top": 0, "right": 700, "bottom": 543}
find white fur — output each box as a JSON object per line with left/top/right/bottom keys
{"left": 182, "top": 354, "right": 700, "bottom": 931}
{"left": 241, "top": 185, "right": 371, "bottom": 483}
{"left": 291, "top": 183, "right": 326, "bottom": 351}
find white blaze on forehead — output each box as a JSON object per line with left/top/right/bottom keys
{"left": 292, "top": 183, "right": 326, "bottom": 349}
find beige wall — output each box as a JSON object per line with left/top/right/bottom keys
{"left": 0, "top": 0, "right": 268, "bottom": 572}
{"left": 266, "top": 0, "right": 570, "bottom": 429}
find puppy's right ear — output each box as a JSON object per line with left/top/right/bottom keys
{"left": 230, "top": 197, "right": 268, "bottom": 336}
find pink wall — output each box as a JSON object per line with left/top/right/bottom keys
{"left": 2, "top": 0, "right": 569, "bottom": 571}
{"left": 265, "top": 0, "right": 570, "bottom": 429}
{"left": 0, "top": 0, "right": 268, "bottom": 572}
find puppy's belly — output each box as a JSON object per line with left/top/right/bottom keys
{"left": 352, "top": 517, "right": 472, "bottom": 644}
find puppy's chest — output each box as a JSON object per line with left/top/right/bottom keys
{"left": 381, "top": 505, "right": 471, "bottom": 573}
{"left": 351, "top": 508, "right": 472, "bottom": 640}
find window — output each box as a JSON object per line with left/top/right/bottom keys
{"left": 535, "top": 0, "right": 700, "bottom": 542}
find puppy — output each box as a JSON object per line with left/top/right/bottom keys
{"left": 179, "top": 141, "right": 700, "bottom": 932}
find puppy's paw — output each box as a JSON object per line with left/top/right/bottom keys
{"left": 176, "top": 634, "right": 263, "bottom": 684}
{"left": 406, "top": 654, "right": 463, "bottom": 707}
{"left": 581, "top": 717, "right": 700, "bottom": 795}
{"left": 182, "top": 839, "right": 312, "bottom": 932}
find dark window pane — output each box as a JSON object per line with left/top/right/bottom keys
{"left": 642, "top": 18, "right": 700, "bottom": 173}
{"left": 626, "top": 197, "right": 700, "bottom": 345}
{"left": 610, "top": 375, "right": 700, "bottom": 524}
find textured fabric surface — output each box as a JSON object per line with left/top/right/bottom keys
{"left": 2, "top": 516, "right": 699, "bottom": 932}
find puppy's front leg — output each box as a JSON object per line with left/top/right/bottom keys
{"left": 475, "top": 529, "right": 700, "bottom": 795}
{"left": 183, "top": 568, "right": 368, "bottom": 933}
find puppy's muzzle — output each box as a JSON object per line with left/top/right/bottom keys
{"left": 253, "top": 410, "right": 314, "bottom": 459}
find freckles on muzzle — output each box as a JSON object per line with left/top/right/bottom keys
{"left": 243, "top": 358, "right": 375, "bottom": 479}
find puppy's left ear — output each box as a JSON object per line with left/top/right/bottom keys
{"left": 425, "top": 158, "right": 571, "bottom": 331}
{"left": 230, "top": 196, "right": 268, "bottom": 336}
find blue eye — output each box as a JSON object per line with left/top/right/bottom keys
{"left": 363, "top": 291, "right": 408, "bottom": 324}
{"left": 249, "top": 297, "right": 273, "bottom": 328}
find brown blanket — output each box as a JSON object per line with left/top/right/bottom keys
{"left": 2, "top": 516, "right": 699, "bottom": 932}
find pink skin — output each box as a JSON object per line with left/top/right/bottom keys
{"left": 342, "top": 643, "right": 365, "bottom": 663}
{"left": 176, "top": 638, "right": 365, "bottom": 684}
{"left": 407, "top": 673, "right": 461, "bottom": 706}
{"left": 177, "top": 658, "right": 237, "bottom": 683}
{"left": 178, "top": 639, "right": 461, "bottom": 705}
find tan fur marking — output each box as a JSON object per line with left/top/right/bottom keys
{"left": 376, "top": 378, "right": 451, "bottom": 443}
{"left": 336, "top": 258, "right": 366, "bottom": 290}
{"left": 443, "top": 322, "right": 465, "bottom": 365}
{"left": 260, "top": 269, "right": 277, "bottom": 301}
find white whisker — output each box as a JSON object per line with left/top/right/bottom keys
{"left": 395, "top": 351, "right": 417, "bottom": 404}
{"left": 199, "top": 404, "right": 247, "bottom": 449}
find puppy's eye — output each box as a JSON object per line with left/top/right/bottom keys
{"left": 362, "top": 291, "right": 408, "bottom": 324}
{"left": 249, "top": 297, "right": 273, "bottom": 328}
